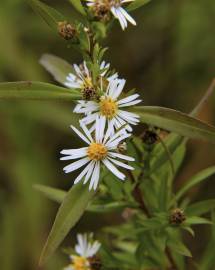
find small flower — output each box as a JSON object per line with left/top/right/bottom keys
{"left": 61, "top": 117, "right": 134, "bottom": 190}
{"left": 74, "top": 78, "right": 141, "bottom": 133}
{"left": 64, "top": 233, "right": 101, "bottom": 270}
{"left": 87, "top": 0, "right": 136, "bottom": 30}
{"left": 65, "top": 61, "right": 117, "bottom": 100}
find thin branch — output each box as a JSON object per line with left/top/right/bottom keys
{"left": 190, "top": 78, "right": 215, "bottom": 117}
{"left": 157, "top": 133, "right": 175, "bottom": 177}
{"left": 166, "top": 247, "right": 178, "bottom": 270}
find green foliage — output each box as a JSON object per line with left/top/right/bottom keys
{"left": 0, "top": 81, "right": 81, "bottom": 100}
{"left": 134, "top": 106, "right": 215, "bottom": 143}
{"left": 1, "top": 0, "right": 215, "bottom": 269}
{"left": 27, "top": 0, "right": 65, "bottom": 31}
{"left": 68, "top": 0, "right": 86, "bottom": 15}
{"left": 40, "top": 183, "right": 95, "bottom": 264}
{"left": 127, "top": 0, "right": 152, "bottom": 12}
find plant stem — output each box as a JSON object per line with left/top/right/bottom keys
{"left": 166, "top": 247, "right": 178, "bottom": 270}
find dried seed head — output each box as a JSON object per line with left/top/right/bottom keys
{"left": 170, "top": 208, "right": 186, "bottom": 225}
{"left": 58, "top": 21, "right": 76, "bottom": 40}
{"left": 88, "top": 255, "right": 102, "bottom": 270}
{"left": 82, "top": 86, "right": 97, "bottom": 101}
{"left": 92, "top": 2, "right": 111, "bottom": 22}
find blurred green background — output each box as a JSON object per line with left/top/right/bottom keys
{"left": 0, "top": 0, "right": 215, "bottom": 269}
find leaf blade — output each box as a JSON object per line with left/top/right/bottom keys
{"left": 132, "top": 106, "right": 215, "bottom": 143}
{"left": 39, "top": 183, "right": 95, "bottom": 265}
{"left": 40, "top": 54, "right": 72, "bottom": 86}
{"left": 0, "top": 81, "right": 81, "bottom": 100}
{"left": 27, "top": 0, "right": 65, "bottom": 31}
{"left": 174, "top": 166, "right": 215, "bottom": 203}
{"left": 127, "top": 0, "right": 151, "bottom": 12}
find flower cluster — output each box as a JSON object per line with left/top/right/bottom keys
{"left": 64, "top": 233, "right": 101, "bottom": 270}
{"left": 58, "top": 60, "right": 141, "bottom": 190}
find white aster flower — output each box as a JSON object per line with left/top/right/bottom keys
{"left": 64, "top": 233, "right": 101, "bottom": 270}
{"left": 60, "top": 116, "right": 134, "bottom": 190}
{"left": 65, "top": 60, "right": 116, "bottom": 90}
{"left": 74, "top": 78, "right": 141, "bottom": 133}
{"left": 87, "top": 0, "right": 136, "bottom": 30}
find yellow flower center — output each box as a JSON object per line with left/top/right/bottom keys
{"left": 71, "top": 256, "right": 89, "bottom": 270}
{"left": 99, "top": 97, "right": 118, "bottom": 119}
{"left": 87, "top": 143, "right": 108, "bottom": 161}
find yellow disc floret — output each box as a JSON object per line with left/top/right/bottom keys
{"left": 99, "top": 96, "right": 118, "bottom": 119}
{"left": 87, "top": 143, "right": 108, "bottom": 161}
{"left": 71, "top": 256, "right": 89, "bottom": 270}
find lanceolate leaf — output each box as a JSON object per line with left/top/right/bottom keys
{"left": 34, "top": 184, "right": 132, "bottom": 213}
{"left": 127, "top": 0, "right": 151, "bottom": 12}
{"left": 173, "top": 166, "right": 215, "bottom": 203}
{"left": 40, "top": 54, "right": 72, "bottom": 86}
{"left": 27, "top": 0, "right": 65, "bottom": 31}
{"left": 132, "top": 106, "right": 215, "bottom": 143}
{"left": 185, "top": 216, "right": 212, "bottom": 225}
{"left": 40, "top": 183, "right": 95, "bottom": 265}
{"left": 186, "top": 200, "right": 215, "bottom": 216}
{"left": 34, "top": 184, "right": 66, "bottom": 203}
{"left": 69, "top": 0, "right": 86, "bottom": 15}
{"left": 0, "top": 81, "right": 81, "bottom": 100}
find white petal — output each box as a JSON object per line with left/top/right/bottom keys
{"left": 118, "top": 7, "right": 137, "bottom": 26}
{"left": 117, "top": 94, "right": 140, "bottom": 105}
{"left": 108, "top": 157, "right": 134, "bottom": 170}
{"left": 119, "top": 99, "right": 142, "bottom": 107}
{"left": 81, "top": 113, "right": 99, "bottom": 125}
{"left": 108, "top": 152, "right": 135, "bottom": 161}
{"left": 84, "top": 161, "right": 96, "bottom": 184}
{"left": 80, "top": 122, "right": 94, "bottom": 142}
{"left": 63, "top": 158, "right": 89, "bottom": 174}
{"left": 106, "top": 133, "right": 131, "bottom": 149}
{"left": 60, "top": 148, "right": 87, "bottom": 160}
{"left": 102, "top": 158, "right": 125, "bottom": 180}
{"left": 73, "top": 162, "right": 94, "bottom": 184}
{"left": 112, "top": 79, "right": 126, "bottom": 99}
{"left": 96, "top": 116, "right": 106, "bottom": 143}
{"left": 93, "top": 162, "right": 100, "bottom": 190}
{"left": 70, "top": 125, "right": 91, "bottom": 144}
{"left": 89, "top": 162, "right": 100, "bottom": 190}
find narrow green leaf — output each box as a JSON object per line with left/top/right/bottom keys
{"left": 34, "top": 184, "right": 132, "bottom": 213}
{"left": 200, "top": 212, "right": 215, "bottom": 269}
{"left": 185, "top": 216, "right": 212, "bottom": 225}
{"left": 40, "top": 183, "right": 95, "bottom": 265}
{"left": 68, "top": 0, "right": 86, "bottom": 15}
{"left": 127, "top": 0, "right": 151, "bottom": 12}
{"left": 132, "top": 106, "right": 215, "bottom": 143}
{"left": 0, "top": 81, "right": 81, "bottom": 100}
{"left": 40, "top": 54, "right": 72, "bottom": 86}
{"left": 167, "top": 240, "right": 192, "bottom": 257}
{"left": 186, "top": 200, "right": 215, "bottom": 216}
{"left": 34, "top": 184, "right": 66, "bottom": 203}
{"left": 173, "top": 166, "right": 215, "bottom": 203}
{"left": 27, "top": 0, "right": 65, "bottom": 30}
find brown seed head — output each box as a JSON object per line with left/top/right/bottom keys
{"left": 58, "top": 21, "right": 76, "bottom": 40}
{"left": 170, "top": 208, "right": 186, "bottom": 225}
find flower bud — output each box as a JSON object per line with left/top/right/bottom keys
{"left": 170, "top": 208, "right": 186, "bottom": 225}
{"left": 88, "top": 255, "right": 102, "bottom": 270}
{"left": 58, "top": 21, "right": 76, "bottom": 40}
